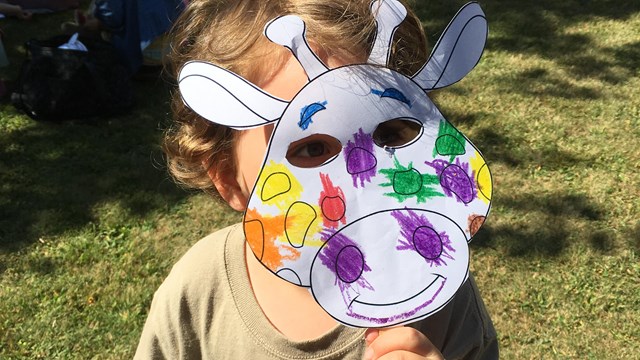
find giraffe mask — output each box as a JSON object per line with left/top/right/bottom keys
{"left": 178, "top": 0, "right": 492, "bottom": 327}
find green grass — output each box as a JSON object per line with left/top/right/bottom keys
{"left": 1, "top": 1, "right": 639, "bottom": 358}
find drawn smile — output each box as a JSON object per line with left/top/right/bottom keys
{"left": 349, "top": 274, "right": 446, "bottom": 308}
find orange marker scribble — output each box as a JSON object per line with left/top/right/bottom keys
{"left": 245, "top": 208, "right": 300, "bottom": 271}
{"left": 319, "top": 173, "right": 347, "bottom": 228}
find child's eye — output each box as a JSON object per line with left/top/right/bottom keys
{"left": 287, "top": 134, "right": 342, "bottom": 168}
{"left": 295, "top": 141, "right": 327, "bottom": 158}
{"left": 372, "top": 118, "right": 423, "bottom": 148}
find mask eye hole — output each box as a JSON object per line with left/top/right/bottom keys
{"left": 372, "top": 118, "right": 423, "bottom": 149}
{"left": 286, "top": 134, "right": 342, "bottom": 168}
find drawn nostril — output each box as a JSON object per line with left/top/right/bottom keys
{"left": 412, "top": 226, "right": 443, "bottom": 260}
{"left": 336, "top": 245, "right": 365, "bottom": 283}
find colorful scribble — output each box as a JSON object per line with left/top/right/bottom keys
{"left": 425, "top": 158, "right": 476, "bottom": 204}
{"left": 433, "top": 119, "right": 466, "bottom": 162}
{"left": 257, "top": 161, "right": 304, "bottom": 211}
{"left": 344, "top": 128, "right": 377, "bottom": 188}
{"left": 467, "top": 214, "right": 485, "bottom": 237}
{"left": 319, "top": 173, "right": 347, "bottom": 228}
{"left": 284, "top": 201, "right": 322, "bottom": 248}
{"left": 391, "top": 209, "right": 455, "bottom": 267}
{"left": 319, "top": 229, "right": 374, "bottom": 308}
{"left": 469, "top": 151, "right": 492, "bottom": 203}
{"left": 379, "top": 157, "right": 443, "bottom": 203}
{"left": 245, "top": 208, "right": 301, "bottom": 271}
{"left": 299, "top": 100, "right": 327, "bottom": 130}
{"left": 371, "top": 88, "right": 412, "bottom": 107}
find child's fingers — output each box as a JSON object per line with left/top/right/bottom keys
{"left": 376, "top": 349, "right": 435, "bottom": 360}
{"left": 363, "top": 326, "right": 442, "bottom": 360}
{"left": 373, "top": 327, "right": 431, "bottom": 354}
{"left": 364, "top": 328, "right": 380, "bottom": 345}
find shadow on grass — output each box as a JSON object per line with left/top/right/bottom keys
{"left": 472, "top": 192, "right": 607, "bottom": 256}
{"left": 467, "top": 124, "right": 613, "bottom": 257}
{"left": 628, "top": 222, "right": 640, "bottom": 252}
{"left": 415, "top": 0, "right": 640, "bottom": 99}
{"left": 0, "top": 8, "right": 193, "bottom": 257}
{"left": 472, "top": 126, "right": 590, "bottom": 170}
{"left": 502, "top": 68, "right": 601, "bottom": 99}
{"left": 0, "top": 81, "right": 188, "bottom": 253}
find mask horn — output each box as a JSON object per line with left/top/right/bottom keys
{"left": 265, "top": 15, "right": 328, "bottom": 81}
{"left": 368, "top": 0, "right": 407, "bottom": 66}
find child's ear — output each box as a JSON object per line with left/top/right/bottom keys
{"left": 207, "top": 166, "right": 248, "bottom": 212}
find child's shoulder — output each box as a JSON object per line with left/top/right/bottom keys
{"left": 135, "top": 223, "right": 245, "bottom": 358}
{"left": 157, "top": 223, "right": 243, "bottom": 299}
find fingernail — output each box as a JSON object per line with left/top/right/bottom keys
{"left": 363, "top": 346, "right": 374, "bottom": 360}
{"left": 364, "top": 329, "right": 379, "bottom": 344}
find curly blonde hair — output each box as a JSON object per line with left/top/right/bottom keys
{"left": 164, "top": 0, "right": 428, "bottom": 196}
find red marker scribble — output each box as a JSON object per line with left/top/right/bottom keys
{"left": 319, "top": 173, "right": 346, "bottom": 228}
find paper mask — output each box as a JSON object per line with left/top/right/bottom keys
{"left": 178, "top": 0, "right": 491, "bottom": 327}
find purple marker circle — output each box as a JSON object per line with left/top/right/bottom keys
{"left": 335, "top": 245, "right": 365, "bottom": 283}
{"left": 346, "top": 147, "right": 377, "bottom": 174}
{"left": 412, "top": 226, "right": 443, "bottom": 260}
{"left": 440, "top": 164, "right": 474, "bottom": 203}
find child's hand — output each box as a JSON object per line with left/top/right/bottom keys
{"left": 363, "top": 327, "right": 443, "bottom": 360}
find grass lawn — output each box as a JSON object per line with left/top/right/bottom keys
{"left": 1, "top": 0, "right": 639, "bottom": 358}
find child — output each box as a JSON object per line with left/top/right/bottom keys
{"left": 135, "top": 0, "right": 498, "bottom": 358}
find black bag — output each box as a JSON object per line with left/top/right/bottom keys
{"left": 11, "top": 35, "right": 133, "bottom": 121}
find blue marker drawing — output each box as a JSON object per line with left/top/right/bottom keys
{"left": 299, "top": 101, "right": 327, "bottom": 130}
{"left": 371, "top": 88, "right": 411, "bottom": 108}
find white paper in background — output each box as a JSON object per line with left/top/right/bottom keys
{"left": 58, "top": 33, "right": 88, "bottom": 52}
{"left": 178, "top": 0, "right": 492, "bottom": 328}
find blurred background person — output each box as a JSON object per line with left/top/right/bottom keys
{"left": 1, "top": 0, "right": 77, "bottom": 15}
{"left": 0, "top": 1, "right": 33, "bottom": 19}
{"left": 63, "top": 0, "right": 187, "bottom": 76}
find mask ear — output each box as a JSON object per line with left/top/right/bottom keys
{"left": 412, "top": 2, "right": 487, "bottom": 91}
{"left": 178, "top": 61, "right": 289, "bottom": 129}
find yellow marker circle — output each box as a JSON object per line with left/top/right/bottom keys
{"left": 476, "top": 164, "right": 492, "bottom": 201}
{"left": 285, "top": 202, "right": 317, "bottom": 248}
{"left": 261, "top": 172, "right": 292, "bottom": 201}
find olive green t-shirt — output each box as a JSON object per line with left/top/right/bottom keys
{"left": 134, "top": 224, "right": 498, "bottom": 359}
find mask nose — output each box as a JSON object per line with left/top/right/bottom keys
{"left": 310, "top": 208, "right": 470, "bottom": 327}
{"left": 312, "top": 209, "right": 467, "bottom": 293}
